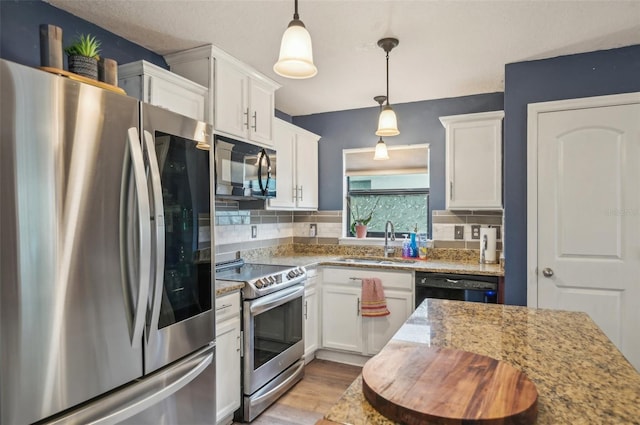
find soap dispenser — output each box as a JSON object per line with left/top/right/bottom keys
{"left": 401, "top": 234, "right": 411, "bottom": 258}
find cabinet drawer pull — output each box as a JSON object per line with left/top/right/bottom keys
{"left": 357, "top": 298, "right": 360, "bottom": 316}
{"left": 216, "top": 303, "right": 232, "bottom": 311}
{"left": 304, "top": 300, "right": 308, "bottom": 319}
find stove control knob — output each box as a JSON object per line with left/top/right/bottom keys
{"left": 255, "top": 279, "right": 264, "bottom": 288}
{"left": 287, "top": 271, "right": 295, "bottom": 279}
{"left": 268, "top": 276, "right": 275, "bottom": 285}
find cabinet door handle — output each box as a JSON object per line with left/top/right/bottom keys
{"left": 304, "top": 300, "right": 308, "bottom": 319}
{"left": 239, "top": 331, "right": 244, "bottom": 357}
{"left": 450, "top": 181, "right": 453, "bottom": 200}
{"left": 244, "top": 108, "right": 249, "bottom": 129}
{"left": 357, "top": 298, "right": 360, "bottom": 316}
{"left": 292, "top": 186, "right": 298, "bottom": 201}
{"left": 236, "top": 334, "right": 241, "bottom": 352}
{"left": 252, "top": 111, "right": 257, "bottom": 131}
{"left": 299, "top": 185, "right": 303, "bottom": 201}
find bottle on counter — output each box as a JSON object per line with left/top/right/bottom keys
{"left": 402, "top": 234, "right": 411, "bottom": 258}
{"left": 409, "top": 224, "right": 419, "bottom": 258}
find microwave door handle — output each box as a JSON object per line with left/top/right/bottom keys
{"left": 257, "top": 149, "right": 271, "bottom": 196}
{"left": 126, "top": 128, "right": 152, "bottom": 349}
{"left": 142, "top": 130, "right": 166, "bottom": 337}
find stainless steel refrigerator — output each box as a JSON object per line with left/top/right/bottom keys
{"left": 0, "top": 59, "right": 216, "bottom": 424}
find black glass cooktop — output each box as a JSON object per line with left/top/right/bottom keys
{"left": 215, "top": 263, "right": 292, "bottom": 282}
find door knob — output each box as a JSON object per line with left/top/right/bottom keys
{"left": 542, "top": 268, "right": 554, "bottom": 278}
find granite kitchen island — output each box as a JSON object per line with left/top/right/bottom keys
{"left": 319, "top": 299, "right": 640, "bottom": 425}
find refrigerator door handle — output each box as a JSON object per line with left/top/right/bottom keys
{"left": 142, "top": 130, "right": 166, "bottom": 338}
{"left": 127, "top": 127, "right": 152, "bottom": 348}
{"left": 44, "top": 344, "right": 215, "bottom": 425}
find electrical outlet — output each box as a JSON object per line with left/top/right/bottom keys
{"left": 309, "top": 224, "right": 317, "bottom": 237}
{"left": 251, "top": 225, "right": 257, "bottom": 239}
{"left": 454, "top": 225, "right": 464, "bottom": 240}
{"left": 490, "top": 225, "right": 501, "bottom": 240}
{"left": 471, "top": 225, "right": 481, "bottom": 239}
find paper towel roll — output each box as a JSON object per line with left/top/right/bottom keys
{"left": 480, "top": 228, "right": 497, "bottom": 264}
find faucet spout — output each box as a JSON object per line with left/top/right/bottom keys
{"left": 384, "top": 221, "right": 396, "bottom": 257}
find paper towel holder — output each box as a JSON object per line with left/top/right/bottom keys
{"left": 480, "top": 227, "right": 498, "bottom": 264}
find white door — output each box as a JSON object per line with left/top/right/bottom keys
{"left": 530, "top": 95, "right": 640, "bottom": 371}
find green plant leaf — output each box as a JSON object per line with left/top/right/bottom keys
{"left": 65, "top": 33, "right": 101, "bottom": 59}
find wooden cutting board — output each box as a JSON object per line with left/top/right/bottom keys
{"left": 362, "top": 341, "right": 538, "bottom": 425}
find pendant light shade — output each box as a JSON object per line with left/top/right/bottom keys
{"left": 373, "top": 95, "right": 390, "bottom": 160}
{"left": 374, "top": 137, "right": 390, "bottom": 160}
{"left": 375, "top": 37, "right": 400, "bottom": 136}
{"left": 274, "top": 0, "right": 317, "bottom": 79}
{"left": 376, "top": 105, "right": 399, "bottom": 137}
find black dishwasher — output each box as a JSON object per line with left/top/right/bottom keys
{"left": 415, "top": 272, "right": 498, "bottom": 308}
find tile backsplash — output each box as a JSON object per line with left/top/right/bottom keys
{"left": 431, "top": 210, "right": 503, "bottom": 250}
{"left": 214, "top": 202, "right": 343, "bottom": 256}
{"left": 214, "top": 203, "right": 503, "bottom": 258}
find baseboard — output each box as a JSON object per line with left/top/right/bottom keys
{"left": 314, "top": 349, "right": 371, "bottom": 367}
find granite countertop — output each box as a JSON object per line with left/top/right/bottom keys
{"left": 321, "top": 299, "right": 640, "bottom": 424}
{"left": 243, "top": 254, "right": 504, "bottom": 277}
{"left": 215, "top": 253, "right": 503, "bottom": 295}
{"left": 215, "top": 280, "right": 244, "bottom": 296}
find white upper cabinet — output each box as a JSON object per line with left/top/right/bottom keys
{"left": 165, "top": 45, "right": 280, "bottom": 148}
{"left": 118, "top": 60, "right": 207, "bottom": 121}
{"left": 440, "top": 110, "right": 504, "bottom": 210}
{"left": 269, "top": 118, "right": 320, "bottom": 210}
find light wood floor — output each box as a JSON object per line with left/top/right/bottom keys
{"left": 235, "top": 359, "right": 362, "bottom": 425}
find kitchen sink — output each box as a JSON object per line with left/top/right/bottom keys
{"left": 337, "top": 257, "right": 417, "bottom": 265}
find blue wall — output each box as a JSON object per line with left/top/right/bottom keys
{"left": 293, "top": 93, "right": 504, "bottom": 231}
{"left": 503, "top": 44, "right": 640, "bottom": 306}
{"left": 0, "top": 0, "right": 166, "bottom": 69}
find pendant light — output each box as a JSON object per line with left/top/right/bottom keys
{"left": 376, "top": 38, "right": 400, "bottom": 137}
{"left": 373, "top": 95, "right": 389, "bottom": 160}
{"left": 273, "top": 0, "right": 317, "bottom": 79}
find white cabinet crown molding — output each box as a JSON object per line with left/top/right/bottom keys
{"left": 118, "top": 60, "right": 208, "bottom": 93}
{"left": 164, "top": 44, "right": 280, "bottom": 91}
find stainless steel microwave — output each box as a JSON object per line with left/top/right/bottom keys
{"left": 214, "top": 135, "right": 277, "bottom": 200}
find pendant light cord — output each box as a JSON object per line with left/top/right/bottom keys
{"left": 293, "top": 0, "right": 299, "bottom": 20}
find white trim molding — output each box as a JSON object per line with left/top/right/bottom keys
{"left": 526, "top": 91, "right": 640, "bottom": 308}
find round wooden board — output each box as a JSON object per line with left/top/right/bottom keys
{"left": 362, "top": 341, "right": 538, "bottom": 425}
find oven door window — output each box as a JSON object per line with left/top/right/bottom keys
{"left": 253, "top": 296, "right": 303, "bottom": 370}
{"left": 155, "top": 131, "right": 212, "bottom": 329}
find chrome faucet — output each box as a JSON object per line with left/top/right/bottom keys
{"left": 384, "top": 221, "right": 396, "bottom": 257}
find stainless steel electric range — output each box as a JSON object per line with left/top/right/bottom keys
{"left": 215, "top": 259, "right": 306, "bottom": 422}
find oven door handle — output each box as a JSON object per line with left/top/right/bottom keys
{"left": 249, "top": 284, "right": 304, "bottom": 315}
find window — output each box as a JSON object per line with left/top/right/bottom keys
{"left": 343, "top": 145, "right": 430, "bottom": 238}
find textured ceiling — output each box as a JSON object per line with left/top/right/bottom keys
{"left": 47, "top": 0, "right": 640, "bottom": 116}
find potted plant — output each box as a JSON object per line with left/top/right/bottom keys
{"left": 65, "top": 33, "right": 101, "bottom": 80}
{"left": 347, "top": 197, "right": 380, "bottom": 238}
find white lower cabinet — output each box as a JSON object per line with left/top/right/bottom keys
{"left": 304, "top": 270, "right": 320, "bottom": 362}
{"left": 215, "top": 292, "right": 241, "bottom": 425}
{"left": 322, "top": 285, "right": 363, "bottom": 353}
{"left": 321, "top": 267, "right": 413, "bottom": 356}
{"left": 365, "top": 289, "right": 413, "bottom": 354}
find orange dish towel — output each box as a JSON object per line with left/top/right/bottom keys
{"left": 361, "top": 278, "right": 390, "bottom": 317}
